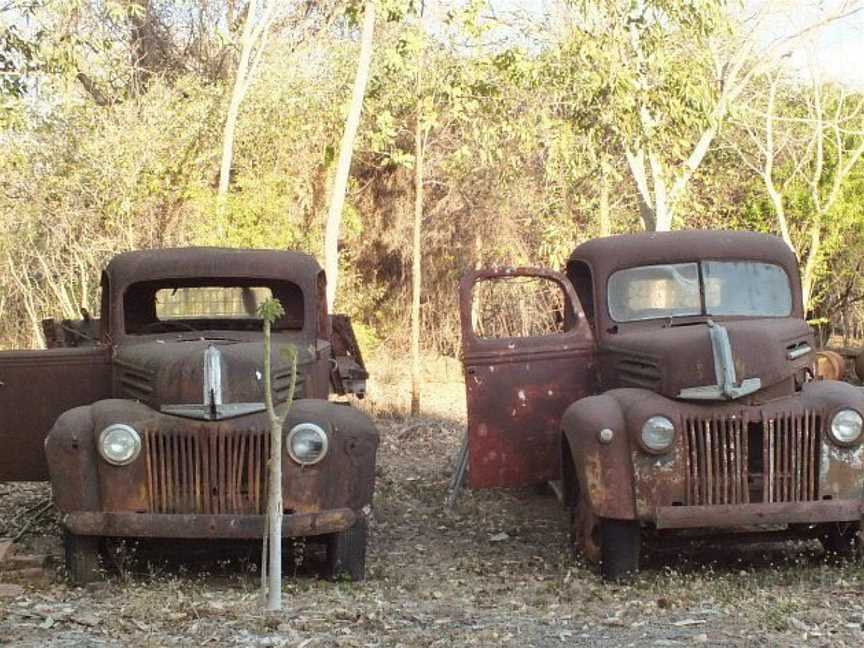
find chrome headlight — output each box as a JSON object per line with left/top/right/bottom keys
{"left": 287, "top": 422, "right": 328, "bottom": 465}
{"left": 640, "top": 416, "right": 676, "bottom": 453}
{"left": 98, "top": 424, "right": 141, "bottom": 466}
{"left": 830, "top": 409, "right": 863, "bottom": 446}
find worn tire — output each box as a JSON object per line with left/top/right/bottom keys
{"left": 64, "top": 530, "right": 102, "bottom": 584}
{"left": 820, "top": 522, "right": 862, "bottom": 560}
{"left": 322, "top": 517, "right": 368, "bottom": 582}
{"left": 599, "top": 518, "right": 640, "bottom": 583}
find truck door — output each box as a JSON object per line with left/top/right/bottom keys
{"left": 0, "top": 346, "right": 111, "bottom": 481}
{"left": 459, "top": 268, "right": 595, "bottom": 488}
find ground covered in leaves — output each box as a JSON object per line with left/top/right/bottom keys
{"left": 2, "top": 356, "right": 864, "bottom": 646}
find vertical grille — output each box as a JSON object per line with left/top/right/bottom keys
{"left": 763, "top": 411, "right": 821, "bottom": 503}
{"left": 143, "top": 429, "right": 269, "bottom": 514}
{"left": 684, "top": 416, "right": 749, "bottom": 506}
{"left": 684, "top": 411, "right": 822, "bottom": 507}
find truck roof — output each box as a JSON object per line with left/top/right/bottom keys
{"left": 569, "top": 230, "right": 799, "bottom": 279}
{"left": 105, "top": 247, "right": 322, "bottom": 286}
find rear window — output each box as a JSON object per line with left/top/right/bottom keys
{"left": 124, "top": 279, "right": 304, "bottom": 334}
{"left": 155, "top": 286, "right": 272, "bottom": 319}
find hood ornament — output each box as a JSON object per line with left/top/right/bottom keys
{"left": 678, "top": 320, "right": 761, "bottom": 401}
{"left": 161, "top": 345, "right": 266, "bottom": 420}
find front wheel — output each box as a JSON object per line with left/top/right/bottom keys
{"left": 820, "top": 522, "right": 862, "bottom": 560}
{"left": 64, "top": 530, "right": 102, "bottom": 584}
{"left": 321, "top": 517, "right": 368, "bottom": 581}
{"left": 599, "top": 518, "right": 640, "bottom": 583}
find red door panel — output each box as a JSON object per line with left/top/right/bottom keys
{"left": 0, "top": 346, "right": 111, "bottom": 481}
{"left": 459, "top": 268, "right": 595, "bottom": 488}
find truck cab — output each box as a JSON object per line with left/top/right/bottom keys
{"left": 460, "top": 231, "right": 864, "bottom": 581}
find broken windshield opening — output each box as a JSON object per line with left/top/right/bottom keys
{"left": 608, "top": 261, "right": 792, "bottom": 323}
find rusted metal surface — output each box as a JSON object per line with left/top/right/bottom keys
{"left": 2, "top": 247, "right": 378, "bottom": 558}
{"left": 64, "top": 509, "right": 356, "bottom": 539}
{"left": 0, "top": 347, "right": 111, "bottom": 481}
{"left": 464, "top": 231, "right": 864, "bottom": 570}
{"left": 815, "top": 350, "right": 845, "bottom": 382}
{"left": 42, "top": 316, "right": 101, "bottom": 348}
{"left": 330, "top": 314, "right": 369, "bottom": 396}
{"left": 656, "top": 500, "right": 863, "bottom": 530}
{"left": 459, "top": 268, "right": 595, "bottom": 488}
{"left": 142, "top": 427, "right": 269, "bottom": 515}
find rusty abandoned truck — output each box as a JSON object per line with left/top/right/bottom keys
{"left": 0, "top": 248, "right": 377, "bottom": 583}
{"left": 460, "top": 230, "right": 864, "bottom": 581}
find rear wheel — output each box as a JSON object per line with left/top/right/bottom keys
{"left": 599, "top": 519, "right": 640, "bottom": 583}
{"left": 820, "top": 522, "right": 862, "bottom": 560}
{"left": 64, "top": 531, "right": 102, "bottom": 584}
{"left": 321, "top": 518, "right": 368, "bottom": 581}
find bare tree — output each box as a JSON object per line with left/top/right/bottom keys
{"left": 623, "top": 0, "right": 864, "bottom": 231}
{"left": 258, "top": 298, "right": 298, "bottom": 611}
{"left": 324, "top": 1, "right": 376, "bottom": 311}
{"left": 217, "top": 0, "right": 278, "bottom": 229}
{"left": 730, "top": 71, "right": 864, "bottom": 310}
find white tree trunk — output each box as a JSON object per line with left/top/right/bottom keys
{"left": 218, "top": 0, "right": 260, "bottom": 201}
{"left": 324, "top": 2, "right": 376, "bottom": 311}
{"left": 411, "top": 120, "right": 424, "bottom": 416}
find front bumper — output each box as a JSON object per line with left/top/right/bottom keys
{"left": 63, "top": 508, "right": 357, "bottom": 539}
{"left": 655, "top": 500, "right": 864, "bottom": 530}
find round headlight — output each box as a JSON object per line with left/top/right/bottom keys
{"left": 830, "top": 409, "right": 863, "bottom": 446}
{"left": 287, "top": 422, "right": 328, "bottom": 465}
{"left": 98, "top": 424, "right": 141, "bottom": 466}
{"left": 640, "top": 416, "right": 676, "bottom": 453}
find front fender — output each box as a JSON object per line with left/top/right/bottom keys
{"left": 562, "top": 394, "right": 636, "bottom": 520}
{"left": 283, "top": 400, "right": 379, "bottom": 512}
{"left": 45, "top": 405, "right": 100, "bottom": 513}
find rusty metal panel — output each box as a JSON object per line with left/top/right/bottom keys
{"left": 0, "top": 347, "right": 111, "bottom": 481}
{"left": 64, "top": 508, "right": 356, "bottom": 539}
{"left": 459, "top": 268, "right": 595, "bottom": 488}
{"left": 683, "top": 415, "right": 750, "bottom": 506}
{"left": 680, "top": 410, "right": 821, "bottom": 508}
{"left": 656, "top": 500, "right": 862, "bottom": 530}
{"left": 143, "top": 426, "right": 269, "bottom": 515}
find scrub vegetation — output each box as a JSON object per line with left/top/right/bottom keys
{"left": 2, "top": 1, "right": 864, "bottom": 361}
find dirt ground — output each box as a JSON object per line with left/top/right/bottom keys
{"left": 2, "top": 355, "right": 864, "bottom": 647}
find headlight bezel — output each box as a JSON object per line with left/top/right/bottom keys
{"left": 97, "top": 423, "right": 142, "bottom": 466}
{"left": 639, "top": 415, "right": 677, "bottom": 454}
{"left": 286, "top": 422, "right": 329, "bottom": 466}
{"left": 829, "top": 408, "right": 864, "bottom": 447}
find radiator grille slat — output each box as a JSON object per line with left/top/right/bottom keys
{"left": 685, "top": 412, "right": 821, "bottom": 506}
{"left": 764, "top": 411, "right": 820, "bottom": 504}
{"left": 685, "top": 416, "right": 749, "bottom": 506}
{"left": 144, "top": 429, "right": 269, "bottom": 514}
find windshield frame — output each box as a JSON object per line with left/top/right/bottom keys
{"left": 606, "top": 259, "right": 794, "bottom": 324}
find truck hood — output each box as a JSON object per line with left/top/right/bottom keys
{"left": 599, "top": 318, "right": 814, "bottom": 401}
{"left": 114, "top": 338, "right": 310, "bottom": 418}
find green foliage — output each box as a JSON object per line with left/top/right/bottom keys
{"left": 1, "top": 0, "right": 863, "bottom": 352}
{"left": 257, "top": 297, "right": 285, "bottom": 324}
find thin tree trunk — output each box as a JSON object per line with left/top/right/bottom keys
{"left": 649, "top": 152, "right": 671, "bottom": 231}
{"left": 624, "top": 147, "right": 656, "bottom": 231}
{"left": 218, "top": 0, "right": 260, "bottom": 217}
{"left": 598, "top": 159, "right": 611, "bottom": 237}
{"left": 324, "top": 2, "right": 376, "bottom": 311}
{"left": 262, "top": 317, "right": 283, "bottom": 611}
{"left": 411, "top": 116, "right": 424, "bottom": 417}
